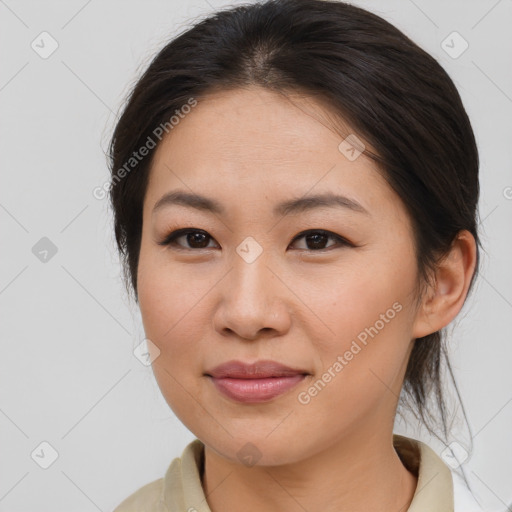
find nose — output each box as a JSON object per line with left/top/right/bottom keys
{"left": 212, "top": 253, "right": 291, "bottom": 341}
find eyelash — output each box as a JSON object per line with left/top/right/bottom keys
{"left": 157, "top": 228, "right": 352, "bottom": 252}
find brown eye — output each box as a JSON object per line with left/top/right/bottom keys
{"left": 158, "top": 228, "right": 351, "bottom": 252}
{"left": 158, "top": 229, "right": 218, "bottom": 250}
{"left": 289, "top": 230, "right": 351, "bottom": 251}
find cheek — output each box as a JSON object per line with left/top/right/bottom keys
{"left": 137, "top": 248, "right": 210, "bottom": 427}
{"left": 298, "top": 291, "right": 414, "bottom": 436}
{"left": 308, "top": 249, "right": 416, "bottom": 347}
{"left": 137, "top": 243, "right": 202, "bottom": 341}
{"left": 136, "top": 244, "right": 217, "bottom": 389}
{"left": 305, "top": 248, "right": 417, "bottom": 395}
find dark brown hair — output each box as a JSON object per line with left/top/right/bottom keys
{"left": 108, "top": 0, "right": 480, "bottom": 474}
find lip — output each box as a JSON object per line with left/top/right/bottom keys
{"left": 205, "top": 360, "right": 309, "bottom": 403}
{"left": 205, "top": 359, "right": 309, "bottom": 378}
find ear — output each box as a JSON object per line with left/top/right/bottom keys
{"left": 412, "top": 230, "right": 477, "bottom": 339}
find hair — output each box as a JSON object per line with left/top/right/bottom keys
{"left": 108, "top": 0, "right": 480, "bottom": 482}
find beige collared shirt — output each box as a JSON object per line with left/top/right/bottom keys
{"left": 113, "top": 434, "right": 471, "bottom": 511}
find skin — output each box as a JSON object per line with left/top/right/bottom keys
{"left": 137, "top": 86, "right": 477, "bottom": 512}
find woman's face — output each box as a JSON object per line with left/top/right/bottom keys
{"left": 137, "top": 86, "right": 426, "bottom": 465}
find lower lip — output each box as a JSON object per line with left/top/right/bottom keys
{"left": 209, "top": 375, "right": 306, "bottom": 403}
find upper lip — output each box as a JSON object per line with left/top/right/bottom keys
{"left": 205, "top": 360, "right": 309, "bottom": 379}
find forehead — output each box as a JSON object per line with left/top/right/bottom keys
{"left": 144, "top": 86, "right": 400, "bottom": 220}
{"left": 151, "top": 86, "right": 363, "bottom": 169}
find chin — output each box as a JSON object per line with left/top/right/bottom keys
{"left": 199, "top": 430, "right": 313, "bottom": 467}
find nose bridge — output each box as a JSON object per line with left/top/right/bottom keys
{"left": 214, "top": 238, "right": 289, "bottom": 338}
{"left": 229, "top": 242, "right": 274, "bottom": 309}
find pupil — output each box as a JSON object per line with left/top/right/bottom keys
{"left": 189, "top": 232, "right": 208, "bottom": 248}
{"left": 308, "top": 233, "right": 327, "bottom": 249}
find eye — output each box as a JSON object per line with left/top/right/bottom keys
{"left": 157, "top": 228, "right": 218, "bottom": 250}
{"left": 288, "top": 229, "right": 351, "bottom": 251}
{"left": 158, "top": 228, "right": 352, "bottom": 252}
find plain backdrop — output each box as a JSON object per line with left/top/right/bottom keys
{"left": 1, "top": 0, "right": 511, "bottom": 510}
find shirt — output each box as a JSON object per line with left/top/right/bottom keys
{"left": 113, "top": 434, "right": 484, "bottom": 512}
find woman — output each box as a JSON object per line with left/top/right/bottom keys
{"left": 108, "top": 0, "right": 484, "bottom": 510}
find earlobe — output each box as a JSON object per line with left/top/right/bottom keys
{"left": 412, "top": 230, "right": 477, "bottom": 339}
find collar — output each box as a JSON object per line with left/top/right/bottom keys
{"left": 161, "top": 434, "right": 454, "bottom": 511}
{"left": 393, "top": 434, "right": 454, "bottom": 511}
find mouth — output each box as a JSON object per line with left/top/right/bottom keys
{"left": 204, "top": 359, "right": 310, "bottom": 403}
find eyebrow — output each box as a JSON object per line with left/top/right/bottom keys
{"left": 152, "top": 190, "right": 370, "bottom": 217}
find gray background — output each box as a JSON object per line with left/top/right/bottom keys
{"left": 1, "top": 0, "right": 511, "bottom": 510}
